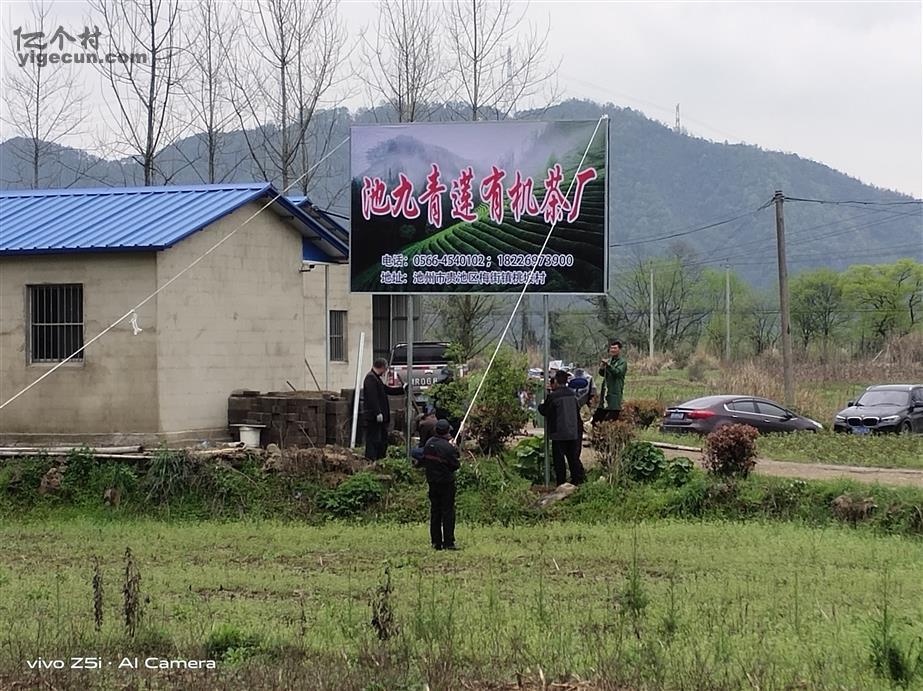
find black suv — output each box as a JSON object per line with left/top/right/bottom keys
{"left": 833, "top": 385, "right": 923, "bottom": 435}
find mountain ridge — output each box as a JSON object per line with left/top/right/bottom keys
{"left": 2, "top": 98, "right": 919, "bottom": 286}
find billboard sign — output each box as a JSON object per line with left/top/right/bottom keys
{"left": 349, "top": 120, "right": 608, "bottom": 294}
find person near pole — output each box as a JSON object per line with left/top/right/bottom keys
{"left": 416, "top": 419, "right": 461, "bottom": 550}
{"left": 568, "top": 367, "right": 597, "bottom": 409}
{"left": 363, "top": 358, "right": 407, "bottom": 461}
{"left": 410, "top": 405, "right": 437, "bottom": 463}
{"left": 538, "top": 370, "right": 586, "bottom": 486}
{"left": 567, "top": 367, "right": 596, "bottom": 464}
{"left": 595, "top": 339, "right": 628, "bottom": 424}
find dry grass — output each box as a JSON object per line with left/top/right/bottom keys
{"left": 715, "top": 362, "right": 827, "bottom": 418}
{"left": 631, "top": 355, "right": 675, "bottom": 376}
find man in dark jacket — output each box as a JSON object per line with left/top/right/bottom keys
{"left": 538, "top": 370, "right": 585, "bottom": 486}
{"left": 416, "top": 419, "right": 461, "bottom": 550}
{"left": 363, "top": 358, "right": 407, "bottom": 461}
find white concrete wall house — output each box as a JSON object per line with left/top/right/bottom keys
{"left": 0, "top": 183, "right": 372, "bottom": 445}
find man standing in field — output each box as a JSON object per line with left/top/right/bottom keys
{"left": 416, "top": 419, "right": 461, "bottom": 550}
{"left": 538, "top": 370, "right": 586, "bottom": 486}
{"left": 363, "top": 358, "right": 407, "bottom": 461}
{"left": 596, "top": 340, "right": 628, "bottom": 424}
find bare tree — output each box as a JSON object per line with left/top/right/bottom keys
{"left": 90, "top": 0, "right": 186, "bottom": 185}
{"left": 356, "top": 0, "right": 444, "bottom": 123}
{"left": 2, "top": 0, "right": 87, "bottom": 188}
{"left": 231, "top": 0, "right": 347, "bottom": 194}
{"left": 180, "top": 0, "right": 240, "bottom": 183}
{"left": 444, "top": 0, "right": 558, "bottom": 121}
{"left": 436, "top": 294, "right": 501, "bottom": 361}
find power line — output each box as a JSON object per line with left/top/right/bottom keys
{"left": 678, "top": 211, "right": 920, "bottom": 270}
{"left": 785, "top": 196, "right": 923, "bottom": 206}
{"left": 610, "top": 200, "right": 773, "bottom": 248}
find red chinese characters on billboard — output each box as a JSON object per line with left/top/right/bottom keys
{"left": 360, "top": 163, "right": 598, "bottom": 228}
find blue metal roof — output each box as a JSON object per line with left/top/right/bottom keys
{"left": 0, "top": 183, "right": 348, "bottom": 261}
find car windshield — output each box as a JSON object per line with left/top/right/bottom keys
{"left": 855, "top": 390, "right": 909, "bottom": 407}
{"left": 390, "top": 344, "right": 449, "bottom": 365}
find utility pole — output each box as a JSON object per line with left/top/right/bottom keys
{"left": 725, "top": 265, "right": 731, "bottom": 361}
{"left": 774, "top": 191, "right": 794, "bottom": 407}
{"left": 649, "top": 267, "right": 655, "bottom": 359}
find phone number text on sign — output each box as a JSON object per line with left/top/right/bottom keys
{"left": 380, "top": 252, "right": 575, "bottom": 270}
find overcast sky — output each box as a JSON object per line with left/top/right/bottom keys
{"left": 2, "top": 0, "right": 920, "bottom": 198}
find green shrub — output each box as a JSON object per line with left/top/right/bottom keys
{"left": 204, "top": 624, "right": 263, "bottom": 662}
{"left": 703, "top": 424, "right": 760, "bottom": 477}
{"left": 429, "top": 347, "right": 529, "bottom": 455}
{"left": 319, "top": 472, "right": 384, "bottom": 517}
{"left": 376, "top": 454, "right": 417, "bottom": 484}
{"left": 664, "top": 456, "right": 695, "bottom": 487}
{"left": 91, "top": 463, "right": 139, "bottom": 501}
{"left": 61, "top": 446, "right": 97, "bottom": 489}
{"left": 621, "top": 442, "right": 667, "bottom": 483}
{"left": 0, "top": 454, "right": 53, "bottom": 498}
{"left": 513, "top": 435, "right": 545, "bottom": 484}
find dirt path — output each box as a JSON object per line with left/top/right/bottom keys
{"left": 522, "top": 429, "right": 923, "bottom": 488}
{"left": 656, "top": 446, "right": 923, "bottom": 488}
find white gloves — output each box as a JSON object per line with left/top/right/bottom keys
{"left": 376, "top": 413, "right": 384, "bottom": 423}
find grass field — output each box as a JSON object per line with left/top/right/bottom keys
{"left": 2, "top": 518, "right": 923, "bottom": 689}
{"left": 639, "top": 428, "right": 923, "bottom": 470}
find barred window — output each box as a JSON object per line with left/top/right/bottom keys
{"left": 329, "top": 310, "right": 348, "bottom": 362}
{"left": 28, "top": 284, "right": 84, "bottom": 363}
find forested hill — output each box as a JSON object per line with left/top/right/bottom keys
{"left": 531, "top": 100, "right": 921, "bottom": 285}
{"left": 1, "top": 98, "right": 919, "bottom": 285}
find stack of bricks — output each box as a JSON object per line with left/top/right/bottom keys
{"left": 325, "top": 392, "right": 353, "bottom": 446}
{"left": 228, "top": 390, "right": 327, "bottom": 448}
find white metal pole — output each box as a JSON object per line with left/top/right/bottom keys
{"left": 349, "top": 331, "right": 366, "bottom": 449}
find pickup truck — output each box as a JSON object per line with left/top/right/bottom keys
{"left": 387, "top": 342, "right": 456, "bottom": 392}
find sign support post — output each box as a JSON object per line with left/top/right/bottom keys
{"left": 405, "top": 299, "right": 415, "bottom": 459}
{"left": 543, "top": 294, "right": 550, "bottom": 486}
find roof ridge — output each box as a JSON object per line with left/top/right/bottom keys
{"left": 0, "top": 182, "right": 271, "bottom": 198}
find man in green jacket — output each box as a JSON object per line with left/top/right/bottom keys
{"left": 596, "top": 339, "right": 627, "bottom": 423}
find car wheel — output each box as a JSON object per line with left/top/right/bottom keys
{"left": 900, "top": 420, "right": 913, "bottom": 434}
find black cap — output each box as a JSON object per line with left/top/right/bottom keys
{"left": 435, "top": 419, "right": 452, "bottom": 435}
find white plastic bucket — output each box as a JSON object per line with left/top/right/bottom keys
{"left": 238, "top": 425, "right": 261, "bottom": 448}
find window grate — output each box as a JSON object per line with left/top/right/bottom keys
{"left": 329, "top": 310, "right": 348, "bottom": 362}
{"left": 28, "top": 284, "right": 84, "bottom": 363}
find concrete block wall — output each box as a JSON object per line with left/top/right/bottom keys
{"left": 302, "top": 263, "right": 374, "bottom": 393}
{"left": 0, "top": 253, "right": 159, "bottom": 436}
{"left": 155, "top": 203, "right": 307, "bottom": 434}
